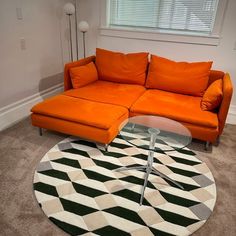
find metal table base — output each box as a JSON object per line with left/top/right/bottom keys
{"left": 114, "top": 128, "right": 184, "bottom": 206}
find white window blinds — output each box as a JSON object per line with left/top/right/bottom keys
{"left": 109, "top": 0, "right": 219, "bottom": 34}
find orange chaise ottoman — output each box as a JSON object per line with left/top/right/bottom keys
{"left": 31, "top": 94, "right": 128, "bottom": 145}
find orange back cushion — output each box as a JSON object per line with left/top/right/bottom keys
{"left": 201, "top": 79, "right": 223, "bottom": 111}
{"left": 95, "top": 48, "right": 148, "bottom": 85}
{"left": 146, "top": 55, "right": 213, "bottom": 96}
{"left": 70, "top": 62, "right": 98, "bottom": 88}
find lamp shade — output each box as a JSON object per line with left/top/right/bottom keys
{"left": 63, "top": 3, "right": 75, "bottom": 15}
{"left": 78, "top": 21, "right": 89, "bottom": 32}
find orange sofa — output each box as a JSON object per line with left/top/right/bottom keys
{"left": 31, "top": 49, "right": 233, "bottom": 147}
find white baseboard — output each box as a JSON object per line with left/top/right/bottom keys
{"left": 0, "top": 83, "right": 63, "bottom": 131}
{"left": 227, "top": 105, "right": 236, "bottom": 125}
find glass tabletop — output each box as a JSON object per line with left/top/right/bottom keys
{"left": 119, "top": 115, "right": 192, "bottom": 152}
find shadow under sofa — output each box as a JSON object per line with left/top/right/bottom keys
{"left": 31, "top": 53, "right": 233, "bottom": 149}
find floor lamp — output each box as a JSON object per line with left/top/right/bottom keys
{"left": 78, "top": 21, "right": 89, "bottom": 58}
{"left": 63, "top": 3, "right": 75, "bottom": 61}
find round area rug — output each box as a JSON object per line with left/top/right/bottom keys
{"left": 33, "top": 135, "right": 216, "bottom": 236}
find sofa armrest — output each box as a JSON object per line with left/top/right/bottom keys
{"left": 64, "top": 56, "right": 96, "bottom": 91}
{"left": 218, "top": 73, "right": 233, "bottom": 135}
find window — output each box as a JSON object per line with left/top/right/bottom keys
{"left": 109, "top": 0, "right": 219, "bottom": 35}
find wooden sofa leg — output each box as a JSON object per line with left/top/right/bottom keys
{"left": 205, "top": 141, "right": 211, "bottom": 151}
{"left": 39, "top": 127, "right": 43, "bottom": 136}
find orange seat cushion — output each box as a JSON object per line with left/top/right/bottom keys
{"left": 31, "top": 112, "right": 127, "bottom": 144}
{"left": 130, "top": 90, "right": 218, "bottom": 128}
{"left": 146, "top": 55, "right": 212, "bottom": 96}
{"left": 70, "top": 62, "right": 98, "bottom": 88}
{"left": 95, "top": 48, "right": 148, "bottom": 85}
{"left": 63, "top": 80, "right": 146, "bottom": 108}
{"left": 201, "top": 79, "right": 223, "bottom": 111}
{"left": 31, "top": 95, "right": 128, "bottom": 130}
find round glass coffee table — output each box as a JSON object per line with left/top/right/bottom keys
{"left": 115, "top": 115, "right": 192, "bottom": 205}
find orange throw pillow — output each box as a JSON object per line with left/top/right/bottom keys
{"left": 70, "top": 62, "right": 98, "bottom": 88}
{"left": 146, "top": 55, "right": 213, "bottom": 96}
{"left": 95, "top": 48, "right": 148, "bottom": 85}
{"left": 201, "top": 79, "right": 223, "bottom": 111}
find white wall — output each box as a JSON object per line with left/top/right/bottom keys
{"left": 77, "top": 0, "right": 236, "bottom": 122}
{"left": 0, "top": 0, "right": 73, "bottom": 109}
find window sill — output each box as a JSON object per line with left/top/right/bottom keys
{"left": 99, "top": 26, "right": 220, "bottom": 46}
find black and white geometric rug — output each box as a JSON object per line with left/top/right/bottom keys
{"left": 33, "top": 135, "right": 216, "bottom": 236}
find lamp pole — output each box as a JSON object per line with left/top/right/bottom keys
{"left": 68, "top": 14, "right": 73, "bottom": 61}
{"left": 82, "top": 32, "right": 86, "bottom": 58}
{"left": 75, "top": 0, "right": 79, "bottom": 60}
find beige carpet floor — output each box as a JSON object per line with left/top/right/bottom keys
{"left": 0, "top": 117, "right": 235, "bottom": 236}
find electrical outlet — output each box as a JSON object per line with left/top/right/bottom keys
{"left": 16, "top": 7, "right": 23, "bottom": 20}
{"left": 20, "top": 38, "right": 26, "bottom": 50}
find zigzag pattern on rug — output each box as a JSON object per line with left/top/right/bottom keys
{"left": 33, "top": 134, "right": 216, "bottom": 236}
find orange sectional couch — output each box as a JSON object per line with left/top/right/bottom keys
{"left": 31, "top": 48, "right": 233, "bottom": 146}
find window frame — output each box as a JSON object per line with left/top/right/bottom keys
{"left": 100, "top": 0, "right": 228, "bottom": 46}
